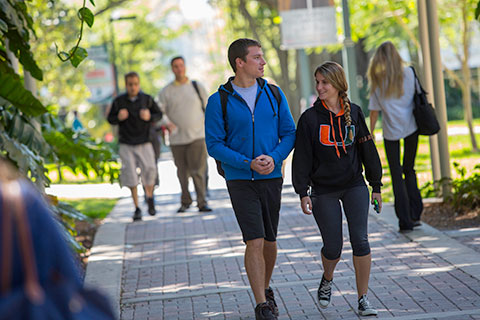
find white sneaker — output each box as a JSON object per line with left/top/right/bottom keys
{"left": 317, "top": 275, "right": 332, "bottom": 308}
{"left": 358, "top": 294, "right": 378, "bottom": 316}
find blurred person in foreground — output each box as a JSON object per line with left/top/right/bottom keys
{"left": 0, "top": 157, "right": 114, "bottom": 319}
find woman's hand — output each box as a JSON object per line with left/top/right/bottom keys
{"left": 301, "top": 196, "right": 313, "bottom": 215}
{"left": 371, "top": 192, "right": 382, "bottom": 213}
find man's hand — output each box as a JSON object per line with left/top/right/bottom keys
{"left": 166, "top": 122, "right": 177, "bottom": 133}
{"left": 140, "top": 108, "right": 151, "bottom": 121}
{"left": 118, "top": 109, "right": 129, "bottom": 121}
{"left": 301, "top": 196, "right": 313, "bottom": 215}
{"left": 250, "top": 155, "right": 274, "bottom": 175}
{"left": 371, "top": 192, "right": 382, "bottom": 213}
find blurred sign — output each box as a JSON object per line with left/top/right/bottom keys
{"left": 84, "top": 45, "right": 115, "bottom": 104}
{"left": 278, "top": 0, "right": 338, "bottom": 49}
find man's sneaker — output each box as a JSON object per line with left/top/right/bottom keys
{"left": 265, "top": 287, "right": 279, "bottom": 316}
{"left": 133, "top": 207, "right": 142, "bottom": 221}
{"left": 177, "top": 204, "right": 190, "bottom": 213}
{"left": 147, "top": 197, "right": 156, "bottom": 216}
{"left": 199, "top": 205, "right": 213, "bottom": 212}
{"left": 254, "top": 302, "right": 277, "bottom": 320}
{"left": 317, "top": 275, "right": 333, "bottom": 308}
{"left": 358, "top": 294, "right": 378, "bottom": 316}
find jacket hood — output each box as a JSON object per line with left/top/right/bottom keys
{"left": 312, "top": 97, "right": 346, "bottom": 117}
{"left": 219, "top": 77, "right": 269, "bottom": 95}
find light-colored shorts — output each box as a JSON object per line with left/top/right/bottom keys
{"left": 118, "top": 143, "right": 157, "bottom": 187}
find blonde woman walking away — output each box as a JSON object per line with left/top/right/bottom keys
{"left": 367, "top": 41, "right": 423, "bottom": 233}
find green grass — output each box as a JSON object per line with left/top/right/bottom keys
{"left": 46, "top": 162, "right": 120, "bottom": 184}
{"left": 61, "top": 198, "right": 118, "bottom": 220}
{"left": 445, "top": 119, "right": 480, "bottom": 126}
{"left": 372, "top": 128, "right": 480, "bottom": 201}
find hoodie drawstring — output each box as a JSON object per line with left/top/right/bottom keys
{"left": 338, "top": 117, "right": 347, "bottom": 155}
{"left": 329, "top": 112, "right": 341, "bottom": 158}
{"left": 322, "top": 100, "right": 347, "bottom": 159}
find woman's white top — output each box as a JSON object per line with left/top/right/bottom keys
{"left": 368, "top": 66, "right": 418, "bottom": 141}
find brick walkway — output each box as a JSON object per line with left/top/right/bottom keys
{"left": 102, "top": 185, "right": 480, "bottom": 320}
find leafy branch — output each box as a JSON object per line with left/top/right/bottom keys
{"left": 476, "top": 1, "right": 480, "bottom": 20}
{"left": 55, "top": 0, "right": 95, "bottom": 67}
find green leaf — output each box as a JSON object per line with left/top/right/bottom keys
{"left": 69, "top": 47, "right": 88, "bottom": 67}
{"left": 6, "top": 30, "right": 43, "bottom": 80}
{"left": 56, "top": 201, "right": 93, "bottom": 222}
{"left": 476, "top": 1, "right": 480, "bottom": 20}
{"left": 0, "top": 59, "right": 18, "bottom": 77}
{"left": 0, "top": 19, "right": 7, "bottom": 33}
{"left": 78, "top": 7, "right": 94, "bottom": 28}
{"left": 5, "top": 111, "right": 52, "bottom": 158}
{"left": 0, "top": 73, "right": 47, "bottom": 116}
{"left": 89, "top": 0, "right": 96, "bottom": 6}
{"left": 0, "top": 129, "right": 47, "bottom": 188}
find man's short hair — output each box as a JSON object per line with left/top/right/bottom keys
{"left": 170, "top": 56, "right": 185, "bottom": 66}
{"left": 228, "top": 38, "right": 261, "bottom": 73}
{"left": 124, "top": 71, "right": 139, "bottom": 82}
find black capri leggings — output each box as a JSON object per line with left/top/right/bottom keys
{"left": 311, "top": 185, "right": 371, "bottom": 260}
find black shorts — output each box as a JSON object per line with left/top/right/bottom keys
{"left": 226, "top": 178, "right": 283, "bottom": 242}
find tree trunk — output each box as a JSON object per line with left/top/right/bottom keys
{"left": 461, "top": 62, "right": 478, "bottom": 151}
{"left": 461, "top": 0, "right": 478, "bottom": 152}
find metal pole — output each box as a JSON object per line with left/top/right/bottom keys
{"left": 341, "top": 0, "right": 360, "bottom": 104}
{"left": 109, "top": 18, "right": 119, "bottom": 95}
{"left": 425, "top": 0, "right": 451, "bottom": 197}
{"left": 297, "top": 49, "right": 313, "bottom": 120}
{"left": 417, "top": 0, "right": 441, "bottom": 184}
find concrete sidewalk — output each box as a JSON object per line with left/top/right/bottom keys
{"left": 84, "top": 158, "right": 480, "bottom": 320}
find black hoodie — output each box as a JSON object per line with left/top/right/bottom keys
{"left": 107, "top": 91, "right": 162, "bottom": 145}
{"left": 292, "top": 98, "right": 382, "bottom": 198}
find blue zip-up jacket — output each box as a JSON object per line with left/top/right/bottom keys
{"left": 205, "top": 77, "right": 296, "bottom": 181}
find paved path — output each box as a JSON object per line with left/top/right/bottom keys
{"left": 79, "top": 157, "right": 480, "bottom": 319}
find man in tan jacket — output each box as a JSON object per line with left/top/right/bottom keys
{"left": 158, "top": 56, "right": 212, "bottom": 213}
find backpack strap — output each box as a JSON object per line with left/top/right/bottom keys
{"left": 267, "top": 83, "right": 282, "bottom": 107}
{"left": 192, "top": 80, "right": 205, "bottom": 113}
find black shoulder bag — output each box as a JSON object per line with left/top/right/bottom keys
{"left": 410, "top": 66, "right": 440, "bottom": 136}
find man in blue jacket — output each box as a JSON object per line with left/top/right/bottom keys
{"left": 205, "top": 38, "right": 296, "bottom": 320}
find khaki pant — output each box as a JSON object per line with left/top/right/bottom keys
{"left": 118, "top": 143, "right": 157, "bottom": 188}
{"left": 170, "top": 138, "right": 208, "bottom": 208}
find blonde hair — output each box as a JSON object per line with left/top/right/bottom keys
{"left": 367, "top": 41, "right": 404, "bottom": 99}
{"left": 314, "top": 61, "right": 353, "bottom": 140}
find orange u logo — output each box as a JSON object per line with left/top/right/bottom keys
{"left": 319, "top": 125, "right": 355, "bottom": 146}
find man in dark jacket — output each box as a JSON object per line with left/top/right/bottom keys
{"left": 205, "top": 38, "right": 296, "bottom": 320}
{"left": 107, "top": 72, "right": 162, "bottom": 221}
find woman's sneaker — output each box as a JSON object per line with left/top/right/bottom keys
{"left": 358, "top": 294, "right": 378, "bottom": 316}
{"left": 317, "top": 275, "right": 333, "bottom": 308}
{"left": 254, "top": 302, "right": 277, "bottom": 320}
{"left": 265, "top": 287, "right": 279, "bottom": 316}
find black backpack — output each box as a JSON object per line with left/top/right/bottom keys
{"left": 215, "top": 81, "right": 282, "bottom": 177}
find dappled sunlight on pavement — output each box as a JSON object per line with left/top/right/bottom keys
{"left": 82, "top": 158, "right": 480, "bottom": 319}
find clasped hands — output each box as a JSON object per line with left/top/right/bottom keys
{"left": 250, "top": 155, "right": 274, "bottom": 175}
{"left": 118, "top": 108, "right": 151, "bottom": 121}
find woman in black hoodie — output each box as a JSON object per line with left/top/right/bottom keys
{"left": 292, "top": 61, "right": 382, "bottom": 316}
